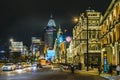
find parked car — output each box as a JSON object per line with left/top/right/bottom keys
{"left": 15, "top": 63, "right": 23, "bottom": 69}
{"left": 1, "top": 63, "right": 16, "bottom": 71}
{"left": 21, "top": 62, "right": 28, "bottom": 68}
{"left": 60, "top": 63, "right": 70, "bottom": 70}
{"left": 26, "top": 62, "right": 32, "bottom": 67}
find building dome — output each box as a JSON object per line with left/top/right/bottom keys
{"left": 47, "top": 14, "right": 56, "bottom": 27}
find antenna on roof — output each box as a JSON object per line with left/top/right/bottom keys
{"left": 50, "top": 13, "right": 53, "bottom": 18}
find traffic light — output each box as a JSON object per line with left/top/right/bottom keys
{"left": 103, "top": 51, "right": 107, "bottom": 58}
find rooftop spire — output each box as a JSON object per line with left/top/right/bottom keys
{"left": 86, "top": 6, "right": 95, "bottom": 12}
{"left": 57, "top": 24, "right": 62, "bottom": 35}
{"left": 50, "top": 13, "right": 53, "bottom": 18}
{"left": 58, "top": 25, "right": 62, "bottom": 33}
{"left": 47, "top": 14, "right": 56, "bottom": 27}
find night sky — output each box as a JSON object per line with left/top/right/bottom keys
{"left": 0, "top": 0, "right": 111, "bottom": 46}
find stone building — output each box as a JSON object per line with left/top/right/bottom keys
{"left": 100, "top": 0, "right": 120, "bottom": 66}
{"left": 72, "top": 9, "right": 102, "bottom": 69}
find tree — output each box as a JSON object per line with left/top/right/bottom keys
{"left": 10, "top": 52, "right": 21, "bottom": 63}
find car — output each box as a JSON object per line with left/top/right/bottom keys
{"left": 26, "top": 62, "right": 32, "bottom": 67}
{"left": 21, "top": 62, "right": 28, "bottom": 68}
{"left": 1, "top": 63, "right": 16, "bottom": 71}
{"left": 15, "top": 63, "right": 23, "bottom": 69}
{"left": 32, "top": 62, "right": 38, "bottom": 67}
{"left": 60, "top": 63, "right": 70, "bottom": 70}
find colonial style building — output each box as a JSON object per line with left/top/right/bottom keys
{"left": 72, "top": 9, "right": 102, "bottom": 69}
{"left": 67, "top": 40, "right": 74, "bottom": 63}
{"left": 100, "top": 0, "right": 120, "bottom": 66}
{"left": 70, "top": 0, "right": 120, "bottom": 70}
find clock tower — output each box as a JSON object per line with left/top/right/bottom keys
{"left": 44, "top": 14, "right": 57, "bottom": 49}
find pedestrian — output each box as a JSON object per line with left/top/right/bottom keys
{"left": 98, "top": 64, "right": 103, "bottom": 75}
{"left": 78, "top": 62, "right": 82, "bottom": 70}
{"left": 107, "top": 63, "right": 110, "bottom": 73}
{"left": 116, "top": 64, "right": 120, "bottom": 75}
{"left": 109, "top": 63, "right": 113, "bottom": 76}
{"left": 70, "top": 63, "right": 74, "bottom": 74}
{"left": 91, "top": 62, "right": 94, "bottom": 69}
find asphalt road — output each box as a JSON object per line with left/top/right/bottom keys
{"left": 0, "top": 65, "right": 108, "bottom": 80}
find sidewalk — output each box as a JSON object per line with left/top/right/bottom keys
{"left": 63, "top": 68, "right": 120, "bottom": 80}
{"left": 80, "top": 69, "right": 120, "bottom": 79}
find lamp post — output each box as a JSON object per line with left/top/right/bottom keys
{"left": 86, "top": 14, "right": 89, "bottom": 71}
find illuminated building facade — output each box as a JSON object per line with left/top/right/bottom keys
{"left": 31, "top": 37, "right": 41, "bottom": 61}
{"left": 100, "top": 0, "right": 120, "bottom": 66}
{"left": 72, "top": 0, "right": 120, "bottom": 70}
{"left": 67, "top": 40, "right": 74, "bottom": 63}
{"left": 54, "top": 27, "right": 64, "bottom": 63}
{"left": 9, "top": 40, "right": 29, "bottom": 62}
{"left": 31, "top": 37, "right": 45, "bottom": 62}
{"left": 10, "top": 41, "right": 23, "bottom": 53}
{"left": 72, "top": 9, "right": 102, "bottom": 68}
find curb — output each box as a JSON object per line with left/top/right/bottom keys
{"left": 63, "top": 69, "right": 120, "bottom": 80}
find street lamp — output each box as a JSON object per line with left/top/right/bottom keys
{"left": 9, "top": 38, "right": 14, "bottom": 42}
{"left": 86, "top": 14, "right": 89, "bottom": 71}
{"left": 73, "top": 17, "right": 79, "bottom": 25}
{"left": 74, "top": 17, "right": 78, "bottom": 22}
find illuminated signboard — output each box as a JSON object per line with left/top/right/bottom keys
{"left": 66, "top": 36, "right": 72, "bottom": 42}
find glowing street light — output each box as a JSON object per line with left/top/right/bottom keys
{"left": 9, "top": 38, "right": 14, "bottom": 42}
{"left": 73, "top": 17, "right": 78, "bottom": 22}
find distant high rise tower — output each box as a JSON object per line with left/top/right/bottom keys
{"left": 44, "top": 14, "right": 57, "bottom": 49}
{"left": 57, "top": 26, "right": 63, "bottom": 44}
